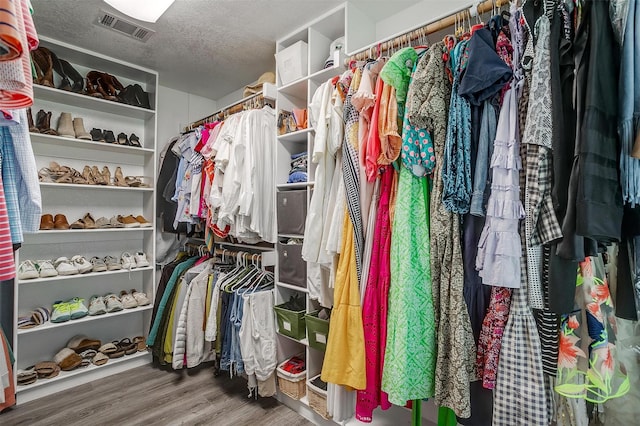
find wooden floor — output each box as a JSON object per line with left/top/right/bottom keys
{"left": 0, "top": 364, "right": 313, "bottom": 426}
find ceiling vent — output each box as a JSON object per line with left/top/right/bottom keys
{"left": 95, "top": 10, "right": 155, "bottom": 42}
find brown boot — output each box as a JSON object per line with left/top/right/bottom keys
{"left": 27, "top": 108, "right": 39, "bottom": 133}
{"left": 36, "top": 110, "right": 58, "bottom": 135}
{"left": 32, "top": 48, "right": 54, "bottom": 87}
{"left": 84, "top": 77, "right": 103, "bottom": 98}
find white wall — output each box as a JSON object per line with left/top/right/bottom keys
{"left": 215, "top": 87, "right": 246, "bottom": 112}
{"left": 156, "top": 85, "right": 218, "bottom": 152}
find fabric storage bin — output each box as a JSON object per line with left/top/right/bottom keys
{"left": 307, "top": 375, "right": 331, "bottom": 419}
{"left": 305, "top": 311, "right": 329, "bottom": 352}
{"left": 277, "top": 189, "right": 307, "bottom": 235}
{"left": 274, "top": 302, "right": 306, "bottom": 340}
{"left": 278, "top": 242, "right": 306, "bottom": 287}
{"left": 277, "top": 358, "right": 306, "bottom": 400}
{"left": 276, "top": 40, "right": 308, "bottom": 85}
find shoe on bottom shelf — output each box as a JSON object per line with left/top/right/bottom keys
{"left": 54, "top": 257, "right": 79, "bottom": 275}
{"left": 134, "top": 252, "right": 149, "bottom": 268}
{"left": 53, "top": 348, "right": 82, "bottom": 371}
{"left": 51, "top": 301, "right": 71, "bottom": 323}
{"left": 17, "top": 260, "right": 39, "bottom": 280}
{"left": 104, "top": 293, "right": 124, "bottom": 313}
{"left": 71, "top": 255, "right": 92, "bottom": 274}
{"left": 88, "top": 295, "right": 107, "bottom": 316}
{"left": 67, "top": 297, "right": 89, "bottom": 320}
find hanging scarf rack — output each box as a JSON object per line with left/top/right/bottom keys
{"left": 345, "top": 0, "right": 511, "bottom": 63}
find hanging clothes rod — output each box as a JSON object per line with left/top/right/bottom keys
{"left": 346, "top": 0, "right": 510, "bottom": 63}
{"left": 213, "top": 247, "right": 276, "bottom": 267}
{"left": 184, "top": 91, "right": 266, "bottom": 132}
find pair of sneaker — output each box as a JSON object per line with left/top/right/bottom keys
{"left": 88, "top": 289, "right": 150, "bottom": 315}
{"left": 88, "top": 255, "right": 122, "bottom": 272}
{"left": 121, "top": 252, "right": 149, "bottom": 269}
{"left": 52, "top": 256, "right": 93, "bottom": 275}
{"left": 18, "top": 260, "right": 58, "bottom": 280}
{"left": 51, "top": 298, "right": 89, "bottom": 323}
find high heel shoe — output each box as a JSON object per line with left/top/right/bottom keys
{"left": 101, "top": 166, "right": 112, "bottom": 185}
{"left": 113, "top": 167, "right": 127, "bottom": 187}
{"left": 92, "top": 166, "right": 107, "bottom": 185}
{"left": 70, "top": 169, "right": 88, "bottom": 185}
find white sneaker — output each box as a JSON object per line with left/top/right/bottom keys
{"left": 121, "top": 252, "right": 137, "bottom": 269}
{"left": 35, "top": 260, "right": 58, "bottom": 278}
{"left": 71, "top": 255, "right": 92, "bottom": 274}
{"left": 104, "top": 255, "right": 122, "bottom": 271}
{"left": 54, "top": 257, "right": 79, "bottom": 275}
{"left": 88, "top": 295, "right": 107, "bottom": 316}
{"left": 120, "top": 291, "right": 138, "bottom": 309}
{"left": 104, "top": 293, "right": 124, "bottom": 313}
{"left": 18, "top": 260, "right": 39, "bottom": 280}
{"left": 134, "top": 252, "right": 149, "bottom": 268}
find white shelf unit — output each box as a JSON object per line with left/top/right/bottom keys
{"left": 13, "top": 36, "right": 157, "bottom": 404}
{"left": 274, "top": 5, "right": 348, "bottom": 425}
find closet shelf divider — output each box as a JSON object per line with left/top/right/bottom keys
{"left": 277, "top": 331, "right": 309, "bottom": 347}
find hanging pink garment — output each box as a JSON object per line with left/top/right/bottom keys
{"left": 0, "top": 0, "right": 34, "bottom": 108}
{"left": 0, "top": 174, "right": 14, "bottom": 280}
{"left": 356, "top": 165, "right": 394, "bottom": 422}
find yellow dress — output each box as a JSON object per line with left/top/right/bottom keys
{"left": 321, "top": 210, "right": 366, "bottom": 390}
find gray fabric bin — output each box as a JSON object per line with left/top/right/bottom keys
{"left": 277, "top": 189, "right": 307, "bottom": 235}
{"left": 278, "top": 242, "right": 306, "bottom": 287}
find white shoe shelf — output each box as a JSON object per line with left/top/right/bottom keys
{"left": 12, "top": 36, "right": 158, "bottom": 403}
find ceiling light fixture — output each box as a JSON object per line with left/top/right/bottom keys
{"left": 103, "top": 0, "right": 175, "bottom": 23}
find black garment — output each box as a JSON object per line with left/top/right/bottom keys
{"left": 617, "top": 238, "right": 639, "bottom": 321}
{"left": 557, "top": 0, "right": 623, "bottom": 262}
{"left": 157, "top": 138, "right": 187, "bottom": 234}
{"left": 459, "top": 28, "right": 512, "bottom": 106}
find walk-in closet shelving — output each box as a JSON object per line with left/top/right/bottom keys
{"left": 274, "top": 4, "right": 349, "bottom": 425}
{"left": 13, "top": 36, "right": 157, "bottom": 404}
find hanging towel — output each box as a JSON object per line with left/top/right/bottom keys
{"left": 0, "top": 0, "right": 23, "bottom": 61}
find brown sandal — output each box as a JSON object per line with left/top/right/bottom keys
{"left": 117, "top": 338, "right": 137, "bottom": 356}
{"left": 114, "top": 166, "right": 128, "bottom": 187}
{"left": 132, "top": 336, "right": 147, "bottom": 352}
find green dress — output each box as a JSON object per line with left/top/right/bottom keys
{"left": 382, "top": 166, "right": 436, "bottom": 405}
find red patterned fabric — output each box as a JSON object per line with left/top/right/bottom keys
{"left": 356, "top": 166, "right": 394, "bottom": 422}
{"left": 0, "top": 174, "right": 14, "bottom": 280}
{"left": 476, "top": 286, "right": 512, "bottom": 389}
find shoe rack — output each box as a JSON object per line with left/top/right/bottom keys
{"left": 273, "top": 5, "right": 347, "bottom": 425}
{"left": 13, "top": 36, "right": 157, "bottom": 404}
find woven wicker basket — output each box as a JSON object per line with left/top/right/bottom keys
{"left": 307, "top": 375, "right": 331, "bottom": 419}
{"left": 276, "top": 360, "right": 306, "bottom": 400}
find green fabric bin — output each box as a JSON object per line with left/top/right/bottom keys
{"left": 274, "top": 303, "right": 306, "bottom": 340}
{"left": 305, "top": 311, "right": 329, "bottom": 351}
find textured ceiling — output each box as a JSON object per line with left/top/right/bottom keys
{"left": 31, "top": 0, "right": 420, "bottom": 100}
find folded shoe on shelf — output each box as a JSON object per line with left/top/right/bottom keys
{"left": 95, "top": 216, "right": 112, "bottom": 228}
{"left": 70, "top": 255, "right": 92, "bottom": 274}
{"left": 51, "top": 301, "right": 71, "bottom": 323}
{"left": 104, "top": 293, "right": 124, "bottom": 313}
{"left": 134, "top": 215, "right": 152, "bottom": 227}
{"left": 121, "top": 252, "right": 137, "bottom": 269}
{"left": 39, "top": 213, "right": 54, "bottom": 230}
{"left": 35, "top": 259, "right": 58, "bottom": 278}
{"left": 67, "top": 297, "right": 89, "bottom": 320}
{"left": 134, "top": 252, "right": 150, "bottom": 268}
{"left": 118, "top": 215, "right": 140, "bottom": 228}
{"left": 67, "top": 335, "right": 102, "bottom": 353}
{"left": 54, "top": 257, "right": 79, "bottom": 275}
{"left": 88, "top": 295, "right": 107, "bottom": 316}
{"left": 34, "top": 361, "right": 60, "bottom": 379}
{"left": 92, "top": 352, "right": 109, "bottom": 366}
{"left": 17, "top": 307, "right": 51, "bottom": 329}
{"left": 131, "top": 289, "right": 150, "bottom": 306}
{"left": 90, "top": 256, "right": 107, "bottom": 273}
{"left": 119, "top": 290, "right": 138, "bottom": 309}
{"left": 17, "top": 369, "right": 38, "bottom": 386}
{"left": 17, "top": 260, "right": 39, "bottom": 280}
{"left": 53, "top": 348, "right": 82, "bottom": 371}
{"left": 109, "top": 216, "right": 126, "bottom": 228}
{"left": 104, "top": 255, "right": 122, "bottom": 271}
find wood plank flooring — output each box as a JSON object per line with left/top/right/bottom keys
{"left": 0, "top": 364, "right": 313, "bottom": 426}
